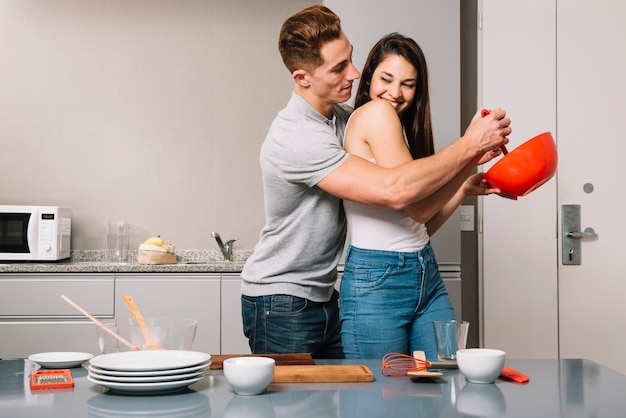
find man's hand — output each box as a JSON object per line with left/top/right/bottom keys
{"left": 464, "top": 108, "right": 512, "bottom": 157}
{"left": 477, "top": 148, "right": 503, "bottom": 165}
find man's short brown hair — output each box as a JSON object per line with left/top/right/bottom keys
{"left": 278, "top": 5, "right": 343, "bottom": 74}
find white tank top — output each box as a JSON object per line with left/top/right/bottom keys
{"left": 343, "top": 159, "right": 430, "bottom": 252}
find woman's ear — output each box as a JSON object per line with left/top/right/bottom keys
{"left": 293, "top": 69, "right": 310, "bottom": 87}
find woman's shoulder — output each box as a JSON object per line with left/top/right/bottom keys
{"left": 350, "top": 100, "right": 399, "bottom": 127}
{"left": 354, "top": 99, "right": 397, "bottom": 116}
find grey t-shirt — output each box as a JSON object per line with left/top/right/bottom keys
{"left": 241, "top": 93, "right": 352, "bottom": 302}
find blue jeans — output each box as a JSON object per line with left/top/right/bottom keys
{"left": 339, "top": 243, "right": 455, "bottom": 359}
{"left": 241, "top": 290, "right": 344, "bottom": 359}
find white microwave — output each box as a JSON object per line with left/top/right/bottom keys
{"left": 0, "top": 206, "right": 71, "bottom": 261}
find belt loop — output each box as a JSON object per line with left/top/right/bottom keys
{"left": 398, "top": 253, "right": 405, "bottom": 268}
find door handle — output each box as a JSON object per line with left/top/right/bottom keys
{"left": 566, "top": 228, "right": 598, "bottom": 240}
{"left": 562, "top": 205, "right": 598, "bottom": 265}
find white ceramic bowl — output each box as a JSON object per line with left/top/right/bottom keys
{"left": 223, "top": 357, "right": 276, "bottom": 396}
{"left": 456, "top": 348, "right": 506, "bottom": 384}
{"left": 97, "top": 318, "right": 198, "bottom": 353}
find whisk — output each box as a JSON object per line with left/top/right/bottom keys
{"left": 382, "top": 352, "right": 457, "bottom": 377}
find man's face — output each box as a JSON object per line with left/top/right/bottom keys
{"left": 308, "top": 33, "right": 360, "bottom": 106}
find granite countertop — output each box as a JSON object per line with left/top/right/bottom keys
{"left": 0, "top": 250, "right": 251, "bottom": 274}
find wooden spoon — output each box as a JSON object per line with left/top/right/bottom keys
{"left": 61, "top": 294, "right": 140, "bottom": 351}
{"left": 121, "top": 295, "right": 164, "bottom": 350}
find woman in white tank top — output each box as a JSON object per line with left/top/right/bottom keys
{"left": 339, "top": 33, "right": 501, "bottom": 359}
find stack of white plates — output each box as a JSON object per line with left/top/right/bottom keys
{"left": 87, "top": 350, "right": 211, "bottom": 394}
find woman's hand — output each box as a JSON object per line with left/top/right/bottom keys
{"left": 463, "top": 172, "right": 500, "bottom": 197}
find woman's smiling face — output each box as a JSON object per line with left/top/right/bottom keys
{"left": 368, "top": 54, "right": 417, "bottom": 115}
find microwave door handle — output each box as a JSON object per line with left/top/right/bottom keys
{"left": 27, "top": 211, "right": 38, "bottom": 253}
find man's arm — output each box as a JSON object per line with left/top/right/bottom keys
{"left": 317, "top": 108, "right": 511, "bottom": 209}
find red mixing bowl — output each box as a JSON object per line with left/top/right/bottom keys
{"left": 484, "top": 131, "right": 558, "bottom": 197}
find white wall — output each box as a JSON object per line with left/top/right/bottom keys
{"left": 0, "top": 0, "right": 316, "bottom": 251}
{"left": 1, "top": 0, "right": 464, "bottom": 263}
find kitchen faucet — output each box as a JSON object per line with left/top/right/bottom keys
{"left": 211, "top": 231, "right": 237, "bottom": 261}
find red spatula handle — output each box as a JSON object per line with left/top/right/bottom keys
{"left": 500, "top": 365, "right": 529, "bottom": 383}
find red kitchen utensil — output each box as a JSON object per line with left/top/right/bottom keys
{"left": 382, "top": 352, "right": 455, "bottom": 377}
{"left": 30, "top": 369, "right": 74, "bottom": 390}
{"left": 500, "top": 365, "right": 530, "bottom": 383}
{"left": 485, "top": 131, "right": 557, "bottom": 198}
{"left": 480, "top": 109, "right": 557, "bottom": 198}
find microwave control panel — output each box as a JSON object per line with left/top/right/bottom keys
{"left": 38, "top": 213, "right": 57, "bottom": 257}
{"left": 36, "top": 208, "right": 71, "bottom": 260}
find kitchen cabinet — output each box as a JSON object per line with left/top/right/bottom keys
{"left": 114, "top": 274, "right": 221, "bottom": 354}
{"left": 220, "top": 274, "right": 251, "bottom": 354}
{"left": 0, "top": 274, "right": 115, "bottom": 357}
{"left": 0, "top": 274, "right": 114, "bottom": 317}
{"left": 0, "top": 321, "right": 105, "bottom": 357}
{"left": 0, "top": 272, "right": 252, "bottom": 358}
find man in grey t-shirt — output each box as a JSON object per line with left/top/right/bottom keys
{"left": 241, "top": 5, "right": 511, "bottom": 358}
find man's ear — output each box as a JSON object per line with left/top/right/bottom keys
{"left": 293, "top": 69, "right": 310, "bottom": 87}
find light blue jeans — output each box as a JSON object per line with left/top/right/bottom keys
{"left": 339, "top": 243, "right": 455, "bottom": 360}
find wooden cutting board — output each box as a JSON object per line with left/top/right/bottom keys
{"left": 210, "top": 353, "right": 315, "bottom": 370}
{"left": 272, "top": 365, "right": 374, "bottom": 383}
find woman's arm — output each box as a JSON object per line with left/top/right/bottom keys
{"left": 425, "top": 172, "right": 498, "bottom": 236}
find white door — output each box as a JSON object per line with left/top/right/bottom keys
{"left": 480, "top": 0, "right": 559, "bottom": 360}
{"left": 556, "top": 1, "right": 626, "bottom": 372}
{"left": 481, "top": 0, "right": 626, "bottom": 374}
